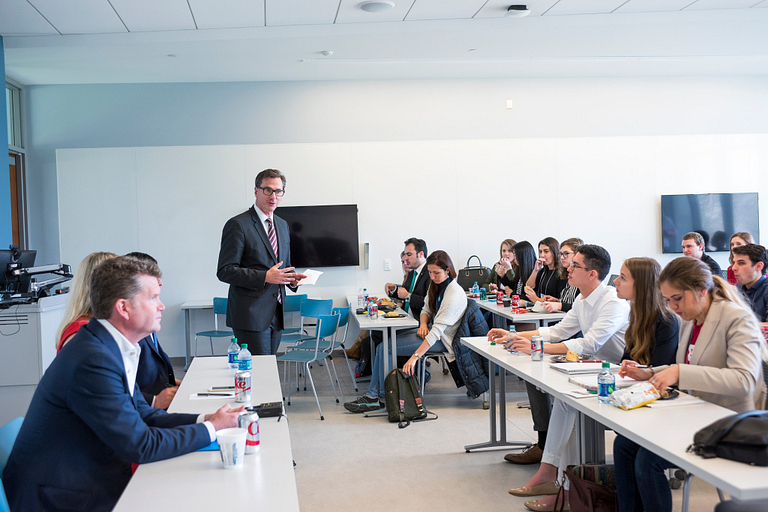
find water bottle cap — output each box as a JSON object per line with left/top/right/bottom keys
{"left": 241, "top": 344, "right": 247, "bottom": 348}
{"left": 232, "top": 337, "right": 237, "bottom": 342}
{"left": 602, "top": 362, "right": 609, "bottom": 368}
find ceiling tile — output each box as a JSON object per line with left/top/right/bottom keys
{"left": 684, "top": 0, "right": 761, "bottom": 9}
{"left": 615, "top": 0, "right": 695, "bottom": 13}
{"left": 188, "top": 0, "right": 264, "bottom": 29}
{"left": 110, "top": 0, "right": 195, "bottom": 32}
{"left": 266, "top": 0, "right": 340, "bottom": 26}
{"left": 0, "top": 0, "right": 59, "bottom": 35}
{"left": 545, "top": 0, "right": 630, "bottom": 15}
{"left": 28, "top": 0, "right": 127, "bottom": 34}
{"left": 405, "top": 0, "right": 488, "bottom": 21}
{"left": 335, "top": 0, "right": 414, "bottom": 24}
{"left": 475, "top": 0, "right": 561, "bottom": 18}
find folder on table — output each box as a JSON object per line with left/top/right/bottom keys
{"left": 568, "top": 375, "right": 639, "bottom": 393}
{"left": 550, "top": 362, "right": 620, "bottom": 375}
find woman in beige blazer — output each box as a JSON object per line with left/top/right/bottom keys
{"left": 616, "top": 256, "right": 766, "bottom": 512}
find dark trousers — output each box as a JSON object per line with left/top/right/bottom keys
{"left": 614, "top": 434, "right": 675, "bottom": 512}
{"left": 233, "top": 306, "right": 284, "bottom": 356}
{"left": 526, "top": 381, "right": 552, "bottom": 432}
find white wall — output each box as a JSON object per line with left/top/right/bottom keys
{"left": 57, "top": 133, "right": 768, "bottom": 357}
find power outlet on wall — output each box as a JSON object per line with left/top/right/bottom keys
{"left": 384, "top": 259, "right": 391, "bottom": 271}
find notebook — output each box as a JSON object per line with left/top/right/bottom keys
{"left": 568, "top": 375, "right": 640, "bottom": 393}
{"left": 549, "top": 362, "right": 620, "bottom": 375}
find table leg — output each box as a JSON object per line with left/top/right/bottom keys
{"left": 577, "top": 411, "right": 606, "bottom": 464}
{"left": 184, "top": 308, "right": 192, "bottom": 371}
{"left": 364, "top": 327, "right": 390, "bottom": 419}
{"left": 465, "top": 361, "right": 532, "bottom": 452}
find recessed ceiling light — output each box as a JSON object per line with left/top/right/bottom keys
{"left": 359, "top": 1, "right": 395, "bottom": 13}
{"left": 505, "top": 5, "right": 530, "bottom": 18}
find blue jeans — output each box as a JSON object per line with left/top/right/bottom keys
{"left": 614, "top": 434, "right": 675, "bottom": 512}
{"left": 366, "top": 330, "right": 446, "bottom": 400}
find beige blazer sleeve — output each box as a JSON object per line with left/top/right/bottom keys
{"left": 676, "top": 300, "right": 765, "bottom": 413}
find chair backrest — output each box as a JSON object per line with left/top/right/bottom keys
{"left": 316, "top": 314, "right": 341, "bottom": 340}
{"left": 331, "top": 306, "right": 351, "bottom": 345}
{"left": 212, "top": 297, "right": 228, "bottom": 331}
{"left": 283, "top": 294, "right": 307, "bottom": 313}
{"left": 0, "top": 415, "right": 23, "bottom": 512}
{"left": 300, "top": 298, "right": 334, "bottom": 319}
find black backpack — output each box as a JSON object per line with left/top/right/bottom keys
{"left": 688, "top": 410, "right": 768, "bottom": 466}
{"left": 383, "top": 369, "right": 437, "bottom": 428}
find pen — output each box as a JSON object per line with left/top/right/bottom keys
{"left": 197, "top": 393, "right": 233, "bottom": 397}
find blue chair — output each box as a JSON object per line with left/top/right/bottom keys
{"left": 277, "top": 314, "right": 342, "bottom": 420}
{"left": 282, "top": 294, "right": 307, "bottom": 335}
{"left": 291, "top": 306, "right": 357, "bottom": 391}
{"left": 1, "top": 417, "right": 24, "bottom": 512}
{"left": 281, "top": 298, "right": 334, "bottom": 345}
{"left": 194, "top": 297, "right": 233, "bottom": 357}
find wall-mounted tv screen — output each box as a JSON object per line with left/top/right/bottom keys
{"left": 275, "top": 204, "right": 360, "bottom": 268}
{"left": 661, "top": 193, "right": 759, "bottom": 254}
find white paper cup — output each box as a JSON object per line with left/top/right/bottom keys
{"left": 217, "top": 428, "right": 247, "bottom": 469}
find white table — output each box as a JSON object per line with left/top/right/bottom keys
{"left": 472, "top": 296, "right": 566, "bottom": 329}
{"left": 113, "top": 356, "right": 300, "bottom": 512}
{"left": 180, "top": 300, "right": 214, "bottom": 370}
{"left": 346, "top": 295, "right": 419, "bottom": 376}
{"left": 460, "top": 336, "right": 768, "bottom": 502}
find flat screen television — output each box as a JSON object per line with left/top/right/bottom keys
{"left": 275, "top": 204, "right": 359, "bottom": 268}
{"left": 661, "top": 193, "right": 759, "bottom": 253}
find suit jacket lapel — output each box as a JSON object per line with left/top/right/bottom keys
{"left": 275, "top": 215, "right": 289, "bottom": 266}
{"left": 250, "top": 207, "right": 278, "bottom": 264}
{"left": 689, "top": 300, "right": 723, "bottom": 366}
{"left": 86, "top": 319, "right": 133, "bottom": 396}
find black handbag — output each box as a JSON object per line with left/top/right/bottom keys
{"left": 457, "top": 255, "right": 491, "bottom": 291}
{"left": 687, "top": 410, "right": 768, "bottom": 466}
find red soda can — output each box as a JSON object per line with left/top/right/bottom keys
{"left": 235, "top": 370, "right": 251, "bottom": 403}
{"left": 512, "top": 295, "right": 520, "bottom": 308}
{"left": 239, "top": 410, "right": 260, "bottom": 454}
{"left": 496, "top": 292, "right": 504, "bottom": 305}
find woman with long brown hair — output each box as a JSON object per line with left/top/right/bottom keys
{"left": 615, "top": 256, "right": 765, "bottom": 512}
{"left": 344, "top": 250, "right": 468, "bottom": 413}
{"left": 525, "top": 237, "right": 567, "bottom": 304}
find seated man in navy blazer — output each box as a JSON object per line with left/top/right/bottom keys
{"left": 126, "top": 251, "right": 181, "bottom": 409}
{"left": 3, "top": 256, "right": 243, "bottom": 512}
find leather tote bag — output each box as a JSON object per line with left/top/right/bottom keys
{"left": 457, "top": 255, "right": 491, "bottom": 291}
{"left": 688, "top": 410, "right": 768, "bottom": 466}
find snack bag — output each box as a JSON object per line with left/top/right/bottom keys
{"left": 611, "top": 382, "right": 661, "bottom": 410}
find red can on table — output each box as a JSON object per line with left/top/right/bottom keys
{"left": 511, "top": 295, "right": 520, "bottom": 308}
{"left": 496, "top": 292, "right": 504, "bottom": 305}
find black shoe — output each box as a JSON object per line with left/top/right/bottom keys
{"left": 344, "top": 395, "right": 383, "bottom": 413}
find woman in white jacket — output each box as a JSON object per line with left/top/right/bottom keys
{"left": 344, "top": 250, "right": 468, "bottom": 413}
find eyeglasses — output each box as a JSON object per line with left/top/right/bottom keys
{"left": 257, "top": 186, "right": 285, "bottom": 198}
{"left": 560, "top": 251, "right": 574, "bottom": 257}
{"left": 569, "top": 262, "right": 591, "bottom": 272}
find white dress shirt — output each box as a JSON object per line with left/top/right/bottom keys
{"left": 538, "top": 283, "right": 629, "bottom": 363}
{"left": 98, "top": 319, "right": 216, "bottom": 441}
{"left": 254, "top": 202, "right": 276, "bottom": 244}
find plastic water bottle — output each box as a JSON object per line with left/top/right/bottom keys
{"left": 357, "top": 288, "right": 364, "bottom": 308}
{"left": 472, "top": 281, "right": 479, "bottom": 297}
{"left": 227, "top": 337, "right": 240, "bottom": 369}
{"left": 598, "top": 362, "right": 615, "bottom": 404}
{"left": 238, "top": 343, "right": 252, "bottom": 371}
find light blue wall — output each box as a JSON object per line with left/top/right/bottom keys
{"left": 0, "top": 36, "right": 13, "bottom": 248}
{"left": 25, "top": 76, "right": 768, "bottom": 265}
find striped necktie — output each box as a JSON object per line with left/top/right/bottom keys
{"left": 265, "top": 218, "right": 282, "bottom": 303}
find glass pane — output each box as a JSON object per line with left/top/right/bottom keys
{"left": 5, "top": 87, "right": 12, "bottom": 147}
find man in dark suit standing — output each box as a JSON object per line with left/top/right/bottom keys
{"left": 217, "top": 169, "right": 307, "bottom": 355}
{"left": 3, "top": 257, "right": 243, "bottom": 512}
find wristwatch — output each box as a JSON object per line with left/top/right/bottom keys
{"left": 413, "top": 352, "right": 421, "bottom": 359}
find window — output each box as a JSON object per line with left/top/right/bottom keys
{"left": 6, "top": 82, "right": 22, "bottom": 150}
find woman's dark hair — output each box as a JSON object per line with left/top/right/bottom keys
{"left": 624, "top": 258, "right": 673, "bottom": 365}
{"left": 512, "top": 241, "right": 536, "bottom": 289}
{"left": 426, "top": 250, "right": 456, "bottom": 314}
{"left": 538, "top": 237, "right": 562, "bottom": 275}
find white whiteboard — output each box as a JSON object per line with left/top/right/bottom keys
{"left": 57, "top": 134, "right": 768, "bottom": 356}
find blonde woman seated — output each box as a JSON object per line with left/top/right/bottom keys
{"left": 56, "top": 251, "right": 118, "bottom": 353}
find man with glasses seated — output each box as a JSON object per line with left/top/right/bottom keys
{"left": 488, "top": 244, "right": 629, "bottom": 466}
{"left": 217, "top": 168, "right": 307, "bottom": 356}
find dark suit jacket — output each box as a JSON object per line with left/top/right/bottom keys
{"left": 701, "top": 253, "right": 722, "bottom": 276}
{"left": 137, "top": 333, "right": 176, "bottom": 405}
{"left": 388, "top": 265, "right": 431, "bottom": 319}
{"left": 3, "top": 319, "right": 210, "bottom": 512}
{"left": 217, "top": 206, "right": 296, "bottom": 332}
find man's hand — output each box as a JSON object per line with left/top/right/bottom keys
{"left": 154, "top": 386, "right": 178, "bottom": 410}
{"left": 266, "top": 262, "right": 299, "bottom": 285}
{"left": 385, "top": 283, "right": 397, "bottom": 295}
{"left": 504, "top": 335, "right": 531, "bottom": 354}
{"left": 396, "top": 287, "right": 410, "bottom": 300}
{"left": 542, "top": 301, "right": 562, "bottom": 312}
{"left": 206, "top": 404, "right": 246, "bottom": 430}
{"left": 487, "top": 328, "right": 509, "bottom": 343}
{"left": 287, "top": 271, "right": 308, "bottom": 287}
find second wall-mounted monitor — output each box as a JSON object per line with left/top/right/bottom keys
{"left": 661, "top": 193, "right": 759, "bottom": 253}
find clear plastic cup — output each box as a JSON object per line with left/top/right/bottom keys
{"left": 217, "top": 428, "right": 247, "bottom": 469}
